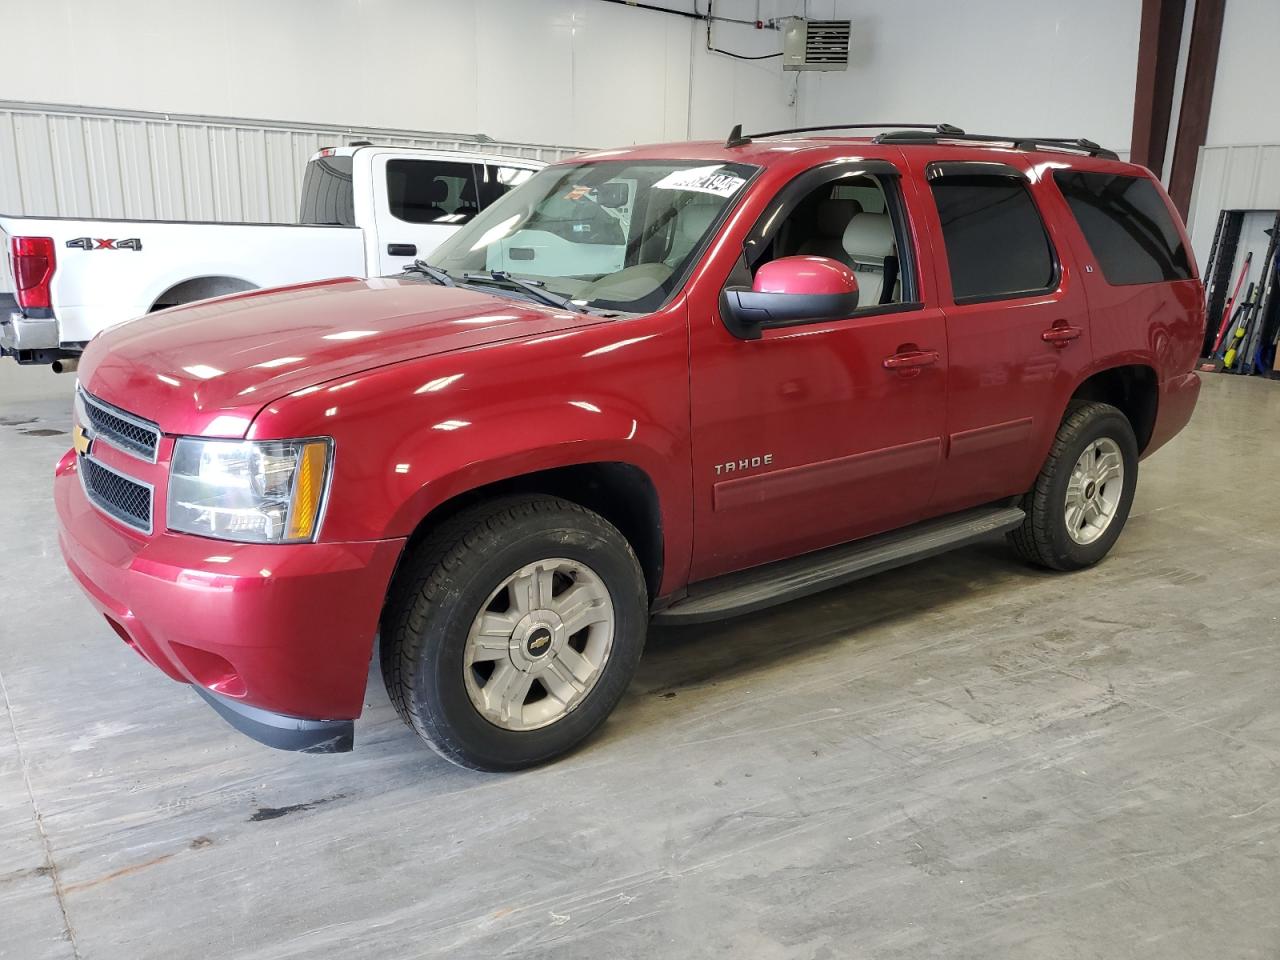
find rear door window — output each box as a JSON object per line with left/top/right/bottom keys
{"left": 928, "top": 172, "right": 1056, "bottom": 302}
{"left": 1054, "top": 171, "right": 1192, "bottom": 285}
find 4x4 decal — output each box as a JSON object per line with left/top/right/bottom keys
{"left": 66, "top": 237, "right": 142, "bottom": 251}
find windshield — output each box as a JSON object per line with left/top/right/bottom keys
{"left": 425, "top": 159, "right": 758, "bottom": 311}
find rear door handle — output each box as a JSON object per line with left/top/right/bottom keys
{"left": 387, "top": 243, "right": 417, "bottom": 257}
{"left": 883, "top": 349, "right": 940, "bottom": 371}
{"left": 1042, "top": 322, "right": 1082, "bottom": 346}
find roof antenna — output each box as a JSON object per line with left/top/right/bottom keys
{"left": 726, "top": 123, "right": 751, "bottom": 148}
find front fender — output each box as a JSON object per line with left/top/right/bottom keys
{"left": 248, "top": 312, "right": 694, "bottom": 590}
{"left": 384, "top": 415, "right": 676, "bottom": 538}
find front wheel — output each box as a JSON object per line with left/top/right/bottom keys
{"left": 380, "top": 496, "right": 648, "bottom": 771}
{"left": 1009, "top": 401, "right": 1139, "bottom": 571}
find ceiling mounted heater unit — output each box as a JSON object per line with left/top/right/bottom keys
{"left": 782, "top": 18, "right": 851, "bottom": 71}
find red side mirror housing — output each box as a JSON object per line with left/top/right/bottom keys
{"left": 753, "top": 255, "right": 860, "bottom": 297}
{"left": 721, "top": 255, "right": 860, "bottom": 340}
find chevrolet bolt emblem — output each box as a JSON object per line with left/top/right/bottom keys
{"left": 525, "top": 628, "right": 552, "bottom": 657}
{"left": 72, "top": 424, "right": 92, "bottom": 456}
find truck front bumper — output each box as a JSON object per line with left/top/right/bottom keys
{"left": 54, "top": 449, "right": 406, "bottom": 753}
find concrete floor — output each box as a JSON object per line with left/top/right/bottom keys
{"left": 2, "top": 368, "right": 1278, "bottom": 960}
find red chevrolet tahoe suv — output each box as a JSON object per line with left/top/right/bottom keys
{"left": 54, "top": 124, "right": 1203, "bottom": 769}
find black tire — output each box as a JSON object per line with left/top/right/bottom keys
{"left": 380, "top": 495, "right": 648, "bottom": 771}
{"left": 1009, "top": 401, "right": 1139, "bottom": 571}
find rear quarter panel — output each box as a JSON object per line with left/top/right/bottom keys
{"left": 1027, "top": 162, "right": 1205, "bottom": 459}
{"left": 1024, "top": 163, "right": 1205, "bottom": 384}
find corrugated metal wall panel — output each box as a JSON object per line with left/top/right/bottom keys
{"left": 84, "top": 118, "right": 125, "bottom": 219}
{"left": 0, "top": 101, "right": 587, "bottom": 292}
{"left": 1188, "top": 143, "right": 1280, "bottom": 265}
{"left": 149, "top": 123, "right": 186, "bottom": 220}
{"left": 116, "top": 120, "right": 157, "bottom": 220}
{"left": 13, "top": 113, "right": 58, "bottom": 215}
{"left": 0, "top": 114, "right": 22, "bottom": 214}
{"left": 0, "top": 100, "right": 585, "bottom": 224}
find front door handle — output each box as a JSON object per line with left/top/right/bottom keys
{"left": 883, "top": 348, "right": 940, "bottom": 373}
{"left": 1042, "top": 321, "right": 1082, "bottom": 347}
{"left": 387, "top": 243, "right": 417, "bottom": 257}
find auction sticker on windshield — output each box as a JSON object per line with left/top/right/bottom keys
{"left": 653, "top": 166, "right": 746, "bottom": 197}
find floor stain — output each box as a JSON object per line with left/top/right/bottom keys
{"left": 21, "top": 428, "right": 67, "bottom": 437}
{"left": 249, "top": 793, "right": 347, "bottom": 823}
{"left": 61, "top": 835, "right": 216, "bottom": 895}
{"left": 62, "top": 854, "right": 177, "bottom": 895}
{"left": 0, "top": 417, "right": 38, "bottom": 426}
{"left": 0, "top": 864, "right": 54, "bottom": 886}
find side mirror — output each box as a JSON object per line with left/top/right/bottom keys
{"left": 597, "top": 182, "right": 630, "bottom": 208}
{"left": 720, "top": 256, "right": 860, "bottom": 340}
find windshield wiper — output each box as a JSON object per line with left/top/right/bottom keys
{"left": 462, "top": 270, "right": 587, "bottom": 313}
{"left": 402, "top": 259, "right": 455, "bottom": 286}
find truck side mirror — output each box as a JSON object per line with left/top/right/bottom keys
{"left": 720, "top": 255, "right": 860, "bottom": 340}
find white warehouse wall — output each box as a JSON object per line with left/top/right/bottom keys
{"left": 1185, "top": 0, "right": 1280, "bottom": 263}
{"left": 796, "top": 0, "right": 1141, "bottom": 160}
{"left": 1, "top": 0, "right": 802, "bottom": 148}
{"left": 1205, "top": 0, "right": 1280, "bottom": 147}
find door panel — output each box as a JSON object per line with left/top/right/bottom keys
{"left": 689, "top": 306, "right": 948, "bottom": 581}
{"left": 898, "top": 155, "right": 1094, "bottom": 513}
{"left": 688, "top": 160, "right": 949, "bottom": 581}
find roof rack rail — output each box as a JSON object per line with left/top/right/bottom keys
{"left": 725, "top": 122, "right": 961, "bottom": 148}
{"left": 872, "top": 128, "right": 1119, "bottom": 160}
{"left": 722, "top": 121, "right": 1119, "bottom": 160}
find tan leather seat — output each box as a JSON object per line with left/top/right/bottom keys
{"left": 665, "top": 201, "right": 720, "bottom": 266}
{"left": 841, "top": 212, "right": 896, "bottom": 306}
{"left": 797, "top": 198, "right": 862, "bottom": 262}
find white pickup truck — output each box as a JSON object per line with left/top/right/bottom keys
{"left": 0, "top": 144, "right": 543, "bottom": 367}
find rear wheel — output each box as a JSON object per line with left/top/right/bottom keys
{"left": 380, "top": 496, "right": 648, "bottom": 770}
{"left": 1009, "top": 401, "right": 1138, "bottom": 571}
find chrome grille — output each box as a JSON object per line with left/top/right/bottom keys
{"left": 80, "top": 455, "right": 154, "bottom": 534}
{"left": 78, "top": 387, "right": 160, "bottom": 462}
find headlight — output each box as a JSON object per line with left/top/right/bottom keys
{"left": 167, "top": 438, "right": 332, "bottom": 543}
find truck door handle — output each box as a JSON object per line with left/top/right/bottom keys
{"left": 387, "top": 243, "right": 417, "bottom": 257}
{"left": 1042, "top": 322, "right": 1082, "bottom": 346}
{"left": 883, "top": 348, "right": 940, "bottom": 373}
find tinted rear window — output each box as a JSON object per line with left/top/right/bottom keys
{"left": 298, "top": 155, "right": 354, "bottom": 225}
{"left": 929, "top": 173, "right": 1056, "bottom": 302}
{"left": 1054, "top": 171, "right": 1192, "bottom": 285}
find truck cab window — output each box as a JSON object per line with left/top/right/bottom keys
{"left": 387, "top": 160, "right": 479, "bottom": 225}
{"left": 298, "top": 155, "right": 355, "bottom": 226}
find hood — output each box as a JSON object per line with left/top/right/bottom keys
{"left": 79, "top": 277, "right": 604, "bottom": 437}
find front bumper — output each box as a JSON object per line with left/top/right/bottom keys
{"left": 54, "top": 449, "right": 405, "bottom": 752}
{"left": 194, "top": 687, "right": 354, "bottom": 754}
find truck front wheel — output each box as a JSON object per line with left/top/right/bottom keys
{"left": 380, "top": 496, "right": 648, "bottom": 770}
